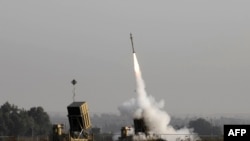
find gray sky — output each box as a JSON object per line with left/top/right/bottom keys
{"left": 1, "top": 0, "right": 250, "bottom": 116}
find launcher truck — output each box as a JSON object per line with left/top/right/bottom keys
{"left": 52, "top": 101, "right": 93, "bottom": 141}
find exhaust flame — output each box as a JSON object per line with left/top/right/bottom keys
{"left": 119, "top": 53, "right": 198, "bottom": 141}
{"left": 133, "top": 53, "right": 151, "bottom": 113}
{"left": 133, "top": 53, "right": 140, "bottom": 75}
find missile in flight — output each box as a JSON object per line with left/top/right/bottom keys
{"left": 130, "top": 33, "right": 135, "bottom": 53}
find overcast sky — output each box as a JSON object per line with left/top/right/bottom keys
{"left": 1, "top": 1, "right": 250, "bottom": 116}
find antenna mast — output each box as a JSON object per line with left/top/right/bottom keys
{"left": 71, "top": 79, "right": 77, "bottom": 102}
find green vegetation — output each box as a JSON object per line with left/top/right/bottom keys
{"left": 0, "top": 102, "right": 52, "bottom": 136}
{"left": 188, "top": 118, "right": 222, "bottom": 136}
{"left": 188, "top": 118, "right": 223, "bottom": 141}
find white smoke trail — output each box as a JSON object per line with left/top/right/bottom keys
{"left": 119, "top": 53, "right": 198, "bottom": 141}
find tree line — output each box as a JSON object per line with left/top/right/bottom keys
{"left": 189, "top": 118, "right": 222, "bottom": 136}
{"left": 0, "top": 102, "right": 52, "bottom": 136}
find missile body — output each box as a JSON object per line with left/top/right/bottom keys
{"left": 130, "top": 33, "right": 135, "bottom": 53}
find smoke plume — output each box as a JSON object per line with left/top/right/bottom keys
{"left": 118, "top": 53, "right": 198, "bottom": 141}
